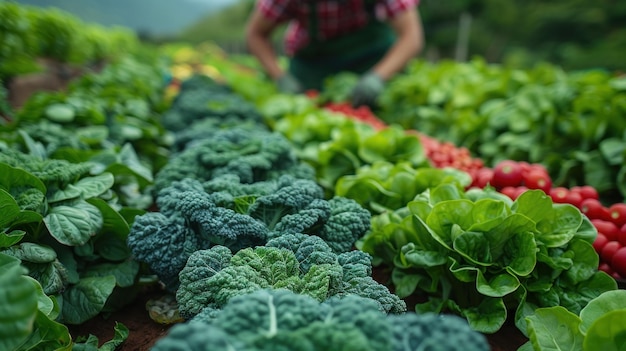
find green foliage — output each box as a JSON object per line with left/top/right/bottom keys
{"left": 0, "top": 149, "right": 140, "bottom": 326}
{"left": 153, "top": 126, "right": 315, "bottom": 191}
{"left": 175, "top": 234, "right": 405, "bottom": 319}
{"left": 336, "top": 161, "right": 472, "bottom": 214}
{"left": 379, "top": 59, "right": 626, "bottom": 202}
{"left": 160, "top": 73, "right": 262, "bottom": 133}
{"left": 154, "top": 289, "right": 489, "bottom": 351}
{"left": 361, "top": 187, "right": 617, "bottom": 334}
{"left": 0, "top": 1, "right": 139, "bottom": 80}
{"left": 521, "top": 290, "right": 626, "bottom": 351}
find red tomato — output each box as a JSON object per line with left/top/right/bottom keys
{"left": 514, "top": 186, "right": 529, "bottom": 199}
{"left": 473, "top": 168, "right": 494, "bottom": 188}
{"left": 549, "top": 187, "right": 569, "bottom": 203}
{"left": 565, "top": 191, "right": 583, "bottom": 209}
{"left": 601, "top": 241, "right": 622, "bottom": 263}
{"left": 580, "top": 198, "right": 606, "bottom": 220}
{"left": 608, "top": 203, "right": 626, "bottom": 228}
{"left": 593, "top": 233, "right": 609, "bottom": 254}
{"left": 522, "top": 168, "right": 552, "bottom": 193}
{"left": 598, "top": 262, "right": 614, "bottom": 275}
{"left": 611, "top": 247, "right": 626, "bottom": 278}
{"left": 591, "top": 219, "right": 620, "bottom": 242}
{"left": 518, "top": 161, "right": 532, "bottom": 173}
{"left": 528, "top": 163, "right": 549, "bottom": 174}
{"left": 619, "top": 223, "right": 626, "bottom": 247}
{"left": 570, "top": 185, "right": 599, "bottom": 200}
{"left": 491, "top": 160, "right": 524, "bottom": 189}
{"left": 500, "top": 186, "right": 519, "bottom": 200}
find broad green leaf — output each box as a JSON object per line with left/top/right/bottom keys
{"left": 21, "top": 260, "right": 68, "bottom": 295}
{"left": 462, "top": 297, "right": 507, "bottom": 334}
{"left": 575, "top": 217, "right": 599, "bottom": 244}
{"left": 449, "top": 257, "right": 479, "bottom": 283}
{"left": 60, "top": 275, "right": 117, "bottom": 324}
{"left": 563, "top": 239, "right": 599, "bottom": 284}
{"left": 484, "top": 213, "right": 536, "bottom": 260}
{"left": 427, "top": 199, "right": 475, "bottom": 249}
{"left": 391, "top": 269, "right": 422, "bottom": 298}
{"left": 502, "top": 231, "right": 537, "bottom": 276}
{"left": 4, "top": 242, "right": 57, "bottom": 263}
{"left": 512, "top": 190, "right": 553, "bottom": 223}
{"left": 47, "top": 185, "right": 83, "bottom": 203}
{"left": 0, "top": 163, "right": 46, "bottom": 194}
{"left": 44, "top": 201, "right": 102, "bottom": 246}
{"left": 476, "top": 270, "right": 520, "bottom": 297}
{"left": 536, "top": 204, "right": 583, "bottom": 248}
{"left": 399, "top": 243, "right": 447, "bottom": 268}
{"left": 45, "top": 103, "right": 75, "bottom": 123}
{"left": 429, "top": 183, "right": 465, "bottom": 204}
{"left": 454, "top": 231, "right": 492, "bottom": 266}
{"left": 15, "top": 309, "right": 72, "bottom": 351}
{"left": 73, "top": 173, "right": 115, "bottom": 199}
{"left": 1, "top": 230, "right": 26, "bottom": 248}
{"left": 87, "top": 198, "right": 130, "bottom": 240}
{"left": 94, "top": 234, "right": 132, "bottom": 261}
{"left": 0, "top": 253, "right": 38, "bottom": 351}
{"left": 0, "top": 188, "right": 21, "bottom": 228}
{"left": 25, "top": 276, "right": 57, "bottom": 318}
{"left": 557, "top": 271, "right": 617, "bottom": 315}
{"left": 583, "top": 310, "right": 626, "bottom": 351}
{"left": 525, "top": 306, "right": 583, "bottom": 351}
{"left": 580, "top": 290, "right": 626, "bottom": 333}
{"left": 83, "top": 259, "right": 139, "bottom": 288}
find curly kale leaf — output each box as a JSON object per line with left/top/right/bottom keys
{"left": 127, "top": 212, "right": 199, "bottom": 292}
{"left": 155, "top": 179, "right": 268, "bottom": 251}
{"left": 151, "top": 322, "right": 245, "bottom": 351}
{"left": 153, "top": 127, "right": 312, "bottom": 192}
{"left": 161, "top": 289, "right": 392, "bottom": 351}
{"left": 176, "top": 246, "right": 332, "bottom": 319}
{"left": 248, "top": 177, "right": 370, "bottom": 253}
{"left": 388, "top": 312, "right": 490, "bottom": 351}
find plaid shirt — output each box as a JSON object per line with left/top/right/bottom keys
{"left": 257, "top": 0, "right": 419, "bottom": 55}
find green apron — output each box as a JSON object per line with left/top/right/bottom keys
{"left": 288, "top": 0, "right": 395, "bottom": 90}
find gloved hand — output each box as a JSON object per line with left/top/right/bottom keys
{"left": 276, "top": 73, "right": 304, "bottom": 94}
{"left": 350, "top": 72, "right": 384, "bottom": 107}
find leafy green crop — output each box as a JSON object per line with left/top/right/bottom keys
{"left": 362, "top": 186, "right": 617, "bottom": 334}
{"left": 0, "top": 151, "right": 139, "bottom": 325}
{"left": 520, "top": 290, "right": 626, "bottom": 351}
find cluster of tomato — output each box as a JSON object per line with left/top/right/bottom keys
{"left": 319, "top": 100, "right": 626, "bottom": 280}
{"left": 467, "top": 159, "right": 626, "bottom": 279}
{"left": 409, "top": 132, "right": 485, "bottom": 174}
{"left": 323, "top": 102, "right": 387, "bottom": 131}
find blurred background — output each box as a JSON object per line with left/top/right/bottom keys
{"left": 15, "top": 0, "right": 626, "bottom": 72}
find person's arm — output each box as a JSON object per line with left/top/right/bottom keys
{"left": 245, "top": 8, "right": 284, "bottom": 80}
{"left": 370, "top": 7, "right": 424, "bottom": 81}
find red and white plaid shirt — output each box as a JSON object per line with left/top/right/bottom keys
{"left": 257, "top": 0, "right": 419, "bottom": 55}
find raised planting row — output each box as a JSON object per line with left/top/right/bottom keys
{"left": 0, "top": 53, "right": 172, "bottom": 350}
{"left": 128, "top": 74, "right": 493, "bottom": 350}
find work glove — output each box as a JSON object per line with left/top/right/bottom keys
{"left": 276, "top": 73, "right": 304, "bottom": 94}
{"left": 350, "top": 72, "right": 384, "bottom": 108}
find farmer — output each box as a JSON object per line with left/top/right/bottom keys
{"left": 245, "top": 0, "right": 424, "bottom": 107}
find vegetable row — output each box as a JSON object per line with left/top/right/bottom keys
{"left": 0, "top": 2, "right": 139, "bottom": 81}
{"left": 0, "top": 53, "right": 170, "bottom": 350}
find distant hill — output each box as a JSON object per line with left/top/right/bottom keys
{"left": 14, "top": 0, "right": 241, "bottom": 36}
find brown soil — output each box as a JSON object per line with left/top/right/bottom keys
{"left": 68, "top": 285, "right": 172, "bottom": 351}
